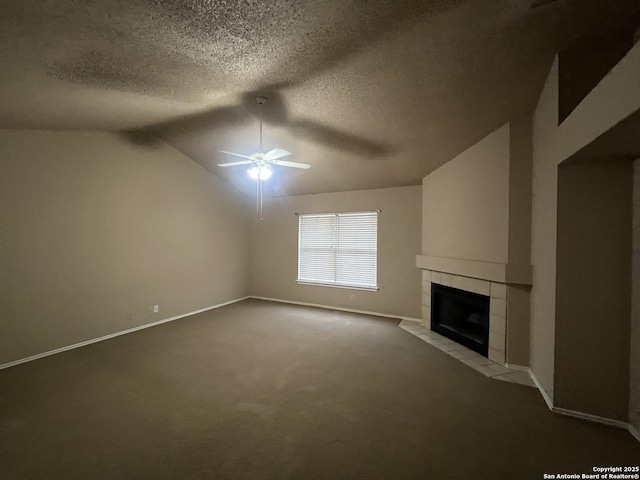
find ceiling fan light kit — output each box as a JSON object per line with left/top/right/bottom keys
{"left": 248, "top": 165, "right": 272, "bottom": 181}
{"left": 217, "top": 97, "right": 311, "bottom": 220}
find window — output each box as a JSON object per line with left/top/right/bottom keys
{"left": 297, "top": 211, "right": 378, "bottom": 290}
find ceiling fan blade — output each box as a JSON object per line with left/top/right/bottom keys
{"left": 264, "top": 148, "right": 292, "bottom": 160}
{"left": 217, "top": 160, "right": 254, "bottom": 167}
{"left": 219, "top": 150, "right": 254, "bottom": 160}
{"left": 272, "top": 159, "right": 311, "bottom": 169}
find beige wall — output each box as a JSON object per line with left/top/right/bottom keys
{"left": 554, "top": 42, "right": 640, "bottom": 163}
{"left": 631, "top": 160, "right": 640, "bottom": 432}
{"left": 555, "top": 160, "right": 632, "bottom": 421}
{"left": 0, "top": 131, "right": 250, "bottom": 365}
{"left": 422, "top": 124, "right": 510, "bottom": 264}
{"left": 250, "top": 186, "right": 422, "bottom": 319}
{"left": 530, "top": 42, "right": 640, "bottom": 406}
{"left": 421, "top": 120, "right": 532, "bottom": 366}
{"left": 507, "top": 117, "right": 533, "bottom": 269}
{"left": 507, "top": 118, "right": 533, "bottom": 367}
{"left": 558, "top": 30, "right": 635, "bottom": 123}
{"left": 530, "top": 58, "right": 560, "bottom": 398}
{"left": 507, "top": 286, "right": 530, "bottom": 367}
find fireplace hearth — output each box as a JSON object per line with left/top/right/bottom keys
{"left": 431, "top": 283, "right": 490, "bottom": 357}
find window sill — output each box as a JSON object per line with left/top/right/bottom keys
{"left": 296, "top": 281, "right": 379, "bottom": 292}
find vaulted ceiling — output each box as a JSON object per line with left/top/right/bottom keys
{"left": 1, "top": 0, "right": 637, "bottom": 196}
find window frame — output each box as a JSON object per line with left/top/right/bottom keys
{"left": 296, "top": 210, "right": 379, "bottom": 291}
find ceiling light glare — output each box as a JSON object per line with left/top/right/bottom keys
{"left": 248, "top": 165, "right": 272, "bottom": 181}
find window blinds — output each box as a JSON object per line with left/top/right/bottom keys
{"left": 297, "top": 211, "right": 378, "bottom": 290}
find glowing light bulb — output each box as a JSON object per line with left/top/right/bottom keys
{"left": 248, "top": 165, "right": 272, "bottom": 181}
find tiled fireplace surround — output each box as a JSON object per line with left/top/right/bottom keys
{"left": 421, "top": 269, "right": 508, "bottom": 365}
{"left": 399, "top": 267, "right": 535, "bottom": 386}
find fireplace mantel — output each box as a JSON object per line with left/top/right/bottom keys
{"left": 416, "top": 255, "right": 532, "bottom": 285}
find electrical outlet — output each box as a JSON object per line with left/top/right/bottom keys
{"left": 147, "top": 306, "right": 154, "bottom": 315}
{"left": 127, "top": 313, "right": 133, "bottom": 321}
{"left": 153, "top": 305, "right": 159, "bottom": 314}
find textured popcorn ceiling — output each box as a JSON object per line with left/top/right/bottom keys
{"left": 0, "top": 0, "right": 637, "bottom": 196}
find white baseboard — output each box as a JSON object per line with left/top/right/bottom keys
{"left": 528, "top": 367, "right": 638, "bottom": 441}
{"left": 3, "top": 294, "right": 638, "bottom": 445}
{"left": 249, "top": 296, "right": 635, "bottom": 441}
{"left": 0, "top": 296, "right": 250, "bottom": 371}
{"left": 250, "top": 296, "right": 418, "bottom": 323}
{"left": 529, "top": 369, "right": 555, "bottom": 411}
{"left": 400, "top": 317, "right": 423, "bottom": 324}
{"left": 551, "top": 405, "right": 630, "bottom": 429}
{"left": 505, "top": 363, "right": 530, "bottom": 372}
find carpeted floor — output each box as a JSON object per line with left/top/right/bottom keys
{"left": 1, "top": 299, "right": 638, "bottom": 479}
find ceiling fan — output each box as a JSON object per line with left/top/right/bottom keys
{"left": 217, "top": 96, "right": 311, "bottom": 219}
{"left": 217, "top": 97, "right": 311, "bottom": 175}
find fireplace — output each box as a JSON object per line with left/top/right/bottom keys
{"left": 431, "top": 283, "right": 490, "bottom": 357}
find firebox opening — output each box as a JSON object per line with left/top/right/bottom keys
{"left": 431, "top": 283, "right": 490, "bottom": 357}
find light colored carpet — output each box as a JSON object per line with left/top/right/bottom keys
{"left": 1, "top": 298, "right": 638, "bottom": 479}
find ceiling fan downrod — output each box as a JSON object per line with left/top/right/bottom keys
{"left": 256, "top": 97, "right": 267, "bottom": 220}
{"left": 257, "top": 96, "right": 266, "bottom": 155}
